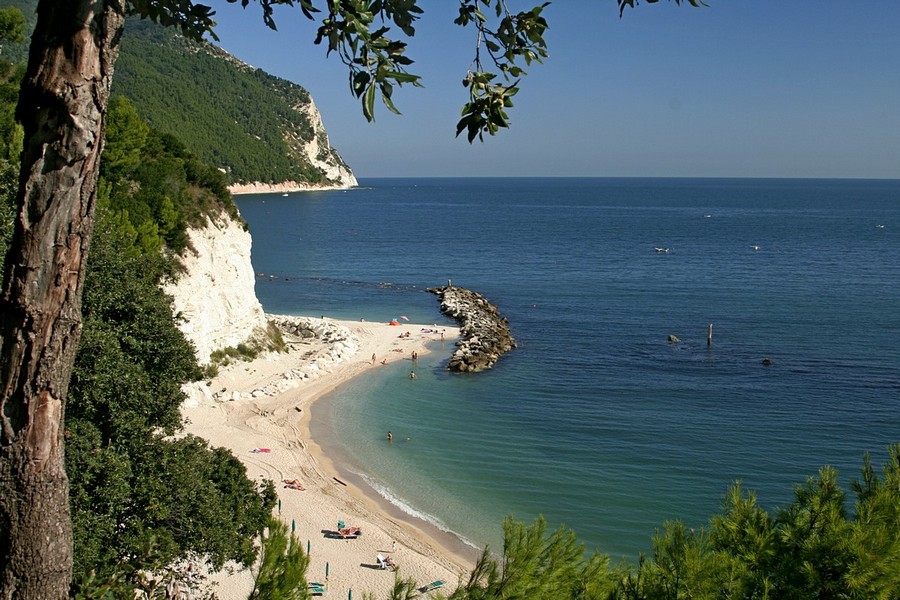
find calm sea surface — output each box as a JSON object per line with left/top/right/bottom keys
{"left": 235, "top": 178, "right": 900, "bottom": 560}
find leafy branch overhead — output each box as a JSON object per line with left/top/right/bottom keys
{"left": 454, "top": 1, "right": 549, "bottom": 143}
{"left": 127, "top": 1, "right": 703, "bottom": 142}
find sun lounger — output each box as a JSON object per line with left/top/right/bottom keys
{"left": 335, "top": 526, "right": 361, "bottom": 538}
{"left": 418, "top": 580, "right": 444, "bottom": 593}
{"left": 308, "top": 583, "right": 325, "bottom": 596}
{"left": 376, "top": 553, "right": 398, "bottom": 571}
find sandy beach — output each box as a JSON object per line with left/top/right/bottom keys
{"left": 181, "top": 316, "right": 475, "bottom": 599}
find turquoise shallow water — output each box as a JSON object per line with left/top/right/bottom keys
{"left": 236, "top": 178, "right": 900, "bottom": 560}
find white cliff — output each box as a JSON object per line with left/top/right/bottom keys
{"left": 164, "top": 213, "right": 267, "bottom": 364}
{"left": 294, "top": 97, "right": 358, "bottom": 188}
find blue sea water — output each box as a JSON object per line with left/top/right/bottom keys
{"left": 235, "top": 178, "right": 900, "bottom": 561}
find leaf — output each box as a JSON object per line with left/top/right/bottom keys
{"left": 363, "top": 83, "right": 376, "bottom": 122}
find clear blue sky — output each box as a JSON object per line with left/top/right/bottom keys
{"left": 207, "top": 1, "right": 900, "bottom": 179}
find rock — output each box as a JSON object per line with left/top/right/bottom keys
{"left": 163, "top": 214, "right": 268, "bottom": 363}
{"left": 428, "top": 286, "right": 516, "bottom": 373}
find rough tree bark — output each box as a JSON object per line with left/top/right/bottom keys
{"left": 0, "top": 1, "right": 125, "bottom": 597}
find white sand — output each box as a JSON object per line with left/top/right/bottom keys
{"left": 181, "top": 318, "right": 475, "bottom": 599}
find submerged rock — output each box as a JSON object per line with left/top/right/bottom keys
{"left": 428, "top": 285, "right": 516, "bottom": 373}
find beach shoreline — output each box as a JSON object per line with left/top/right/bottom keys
{"left": 227, "top": 181, "right": 355, "bottom": 195}
{"left": 181, "top": 316, "right": 475, "bottom": 599}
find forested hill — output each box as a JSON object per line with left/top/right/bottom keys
{"left": 4, "top": 1, "right": 354, "bottom": 187}
{"left": 113, "top": 18, "right": 354, "bottom": 187}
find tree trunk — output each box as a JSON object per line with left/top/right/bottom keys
{"left": 0, "top": 1, "right": 124, "bottom": 598}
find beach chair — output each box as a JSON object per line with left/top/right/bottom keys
{"left": 385, "top": 556, "right": 398, "bottom": 571}
{"left": 418, "top": 580, "right": 444, "bottom": 593}
{"left": 335, "top": 526, "right": 361, "bottom": 539}
{"left": 377, "top": 554, "right": 398, "bottom": 571}
{"left": 308, "top": 582, "right": 326, "bottom": 596}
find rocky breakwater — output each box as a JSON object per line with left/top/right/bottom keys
{"left": 428, "top": 286, "right": 516, "bottom": 372}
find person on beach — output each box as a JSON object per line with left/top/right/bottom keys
{"left": 409, "top": 370, "right": 416, "bottom": 379}
{"left": 387, "top": 431, "right": 393, "bottom": 442}
{"left": 412, "top": 351, "right": 418, "bottom": 363}
{"left": 381, "top": 358, "right": 388, "bottom": 365}
{"left": 372, "top": 353, "right": 376, "bottom": 364}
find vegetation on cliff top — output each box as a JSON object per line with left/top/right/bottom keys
{"left": 2, "top": 2, "right": 350, "bottom": 187}
{"left": 112, "top": 18, "right": 348, "bottom": 186}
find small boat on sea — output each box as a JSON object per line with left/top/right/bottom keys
{"left": 655, "top": 247, "right": 669, "bottom": 253}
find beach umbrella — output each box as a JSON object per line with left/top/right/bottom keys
{"left": 326, "top": 562, "right": 329, "bottom": 578}
{"left": 307, "top": 539, "right": 311, "bottom": 555}
{"left": 348, "top": 590, "right": 352, "bottom": 600}
{"left": 278, "top": 499, "right": 281, "bottom": 514}
{"left": 291, "top": 519, "right": 296, "bottom": 533}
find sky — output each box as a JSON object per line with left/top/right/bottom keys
{"left": 207, "top": 1, "right": 900, "bottom": 179}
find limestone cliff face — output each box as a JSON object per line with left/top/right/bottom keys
{"left": 290, "top": 96, "right": 358, "bottom": 188}
{"left": 164, "top": 214, "right": 267, "bottom": 364}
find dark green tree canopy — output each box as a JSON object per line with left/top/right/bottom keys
{"left": 0, "top": 7, "right": 26, "bottom": 44}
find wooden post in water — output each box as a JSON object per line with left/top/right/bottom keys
{"left": 707, "top": 324, "right": 713, "bottom": 347}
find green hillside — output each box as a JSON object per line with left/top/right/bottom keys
{"left": 1, "top": 2, "right": 351, "bottom": 186}
{"left": 113, "top": 18, "right": 350, "bottom": 186}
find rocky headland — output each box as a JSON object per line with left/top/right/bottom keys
{"left": 428, "top": 285, "right": 516, "bottom": 372}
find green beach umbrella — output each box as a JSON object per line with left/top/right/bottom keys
{"left": 307, "top": 539, "right": 311, "bottom": 554}
{"left": 348, "top": 590, "right": 352, "bottom": 600}
{"left": 278, "top": 499, "right": 281, "bottom": 514}
{"left": 291, "top": 519, "right": 296, "bottom": 533}
{"left": 326, "top": 562, "right": 329, "bottom": 578}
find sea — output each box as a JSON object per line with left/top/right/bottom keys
{"left": 235, "top": 177, "right": 900, "bottom": 562}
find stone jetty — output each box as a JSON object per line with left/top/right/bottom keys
{"left": 428, "top": 285, "right": 516, "bottom": 372}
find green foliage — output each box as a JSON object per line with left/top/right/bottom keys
{"left": 454, "top": 2, "right": 548, "bottom": 143}
{"left": 210, "top": 343, "right": 258, "bottom": 366}
{"left": 0, "top": 158, "right": 16, "bottom": 255}
{"left": 0, "top": 1, "right": 33, "bottom": 65}
{"left": 66, "top": 202, "right": 277, "bottom": 580}
{"left": 57, "top": 90, "right": 275, "bottom": 584}
{"left": 100, "top": 94, "right": 238, "bottom": 255}
{"left": 772, "top": 466, "right": 853, "bottom": 598}
{"left": 250, "top": 518, "right": 312, "bottom": 600}
{"left": 0, "top": 54, "right": 21, "bottom": 264}
{"left": 313, "top": 1, "right": 423, "bottom": 122}
{"left": 448, "top": 515, "right": 620, "bottom": 600}
{"left": 0, "top": 57, "right": 24, "bottom": 162}
{"left": 441, "top": 447, "right": 900, "bottom": 600}
{"left": 0, "top": 7, "right": 25, "bottom": 44}
{"left": 208, "top": 321, "right": 288, "bottom": 367}
{"left": 118, "top": 0, "right": 703, "bottom": 144}
{"left": 113, "top": 18, "right": 340, "bottom": 186}
{"left": 103, "top": 95, "right": 150, "bottom": 178}
{"left": 708, "top": 484, "right": 776, "bottom": 598}
{"left": 847, "top": 448, "right": 900, "bottom": 598}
